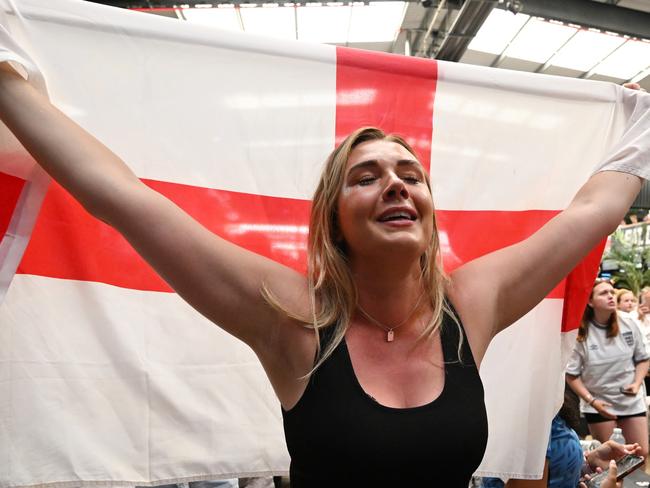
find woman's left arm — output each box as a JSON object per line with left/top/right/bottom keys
{"left": 451, "top": 170, "right": 642, "bottom": 364}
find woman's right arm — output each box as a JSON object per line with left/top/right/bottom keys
{"left": 0, "top": 63, "right": 315, "bottom": 383}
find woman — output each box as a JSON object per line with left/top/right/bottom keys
{"left": 0, "top": 59, "right": 646, "bottom": 487}
{"left": 566, "top": 280, "right": 650, "bottom": 462}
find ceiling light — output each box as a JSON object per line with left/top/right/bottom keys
{"left": 297, "top": 3, "right": 351, "bottom": 43}
{"left": 631, "top": 65, "right": 650, "bottom": 83}
{"left": 467, "top": 8, "right": 530, "bottom": 55}
{"left": 550, "top": 29, "right": 625, "bottom": 72}
{"left": 348, "top": 2, "right": 406, "bottom": 43}
{"left": 593, "top": 39, "right": 650, "bottom": 80}
{"left": 182, "top": 7, "right": 242, "bottom": 31}
{"left": 502, "top": 18, "right": 577, "bottom": 63}
{"left": 240, "top": 4, "right": 296, "bottom": 40}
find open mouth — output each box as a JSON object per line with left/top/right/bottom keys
{"left": 377, "top": 209, "right": 417, "bottom": 222}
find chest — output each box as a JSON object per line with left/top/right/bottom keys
{"left": 282, "top": 324, "right": 489, "bottom": 487}
{"left": 584, "top": 329, "right": 635, "bottom": 363}
{"left": 345, "top": 332, "right": 445, "bottom": 409}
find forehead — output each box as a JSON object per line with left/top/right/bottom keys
{"left": 346, "top": 139, "right": 421, "bottom": 170}
{"left": 594, "top": 282, "right": 614, "bottom": 293}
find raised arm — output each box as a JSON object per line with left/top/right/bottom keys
{"left": 0, "top": 63, "right": 314, "bottom": 390}
{"left": 450, "top": 163, "right": 642, "bottom": 364}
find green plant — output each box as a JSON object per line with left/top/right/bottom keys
{"left": 604, "top": 227, "right": 650, "bottom": 295}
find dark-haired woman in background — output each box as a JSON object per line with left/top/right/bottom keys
{"left": 566, "top": 279, "right": 650, "bottom": 460}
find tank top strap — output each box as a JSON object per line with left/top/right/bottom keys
{"left": 440, "top": 299, "right": 476, "bottom": 367}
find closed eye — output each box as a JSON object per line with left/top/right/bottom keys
{"left": 402, "top": 175, "right": 422, "bottom": 184}
{"left": 358, "top": 176, "right": 377, "bottom": 186}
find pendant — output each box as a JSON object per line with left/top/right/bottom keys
{"left": 386, "top": 329, "right": 394, "bottom": 342}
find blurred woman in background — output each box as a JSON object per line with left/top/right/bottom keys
{"left": 566, "top": 279, "right": 649, "bottom": 461}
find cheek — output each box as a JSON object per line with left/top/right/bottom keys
{"left": 336, "top": 194, "right": 366, "bottom": 241}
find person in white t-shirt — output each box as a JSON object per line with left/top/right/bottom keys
{"left": 636, "top": 287, "right": 650, "bottom": 350}
{"left": 566, "top": 279, "right": 650, "bottom": 462}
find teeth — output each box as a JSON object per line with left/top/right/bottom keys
{"left": 381, "top": 212, "right": 413, "bottom": 221}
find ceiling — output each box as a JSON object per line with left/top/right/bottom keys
{"left": 88, "top": 0, "right": 650, "bottom": 88}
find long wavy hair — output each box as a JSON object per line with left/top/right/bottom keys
{"left": 577, "top": 279, "right": 619, "bottom": 342}
{"left": 264, "top": 127, "right": 456, "bottom": 373}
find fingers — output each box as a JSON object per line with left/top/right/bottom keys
{"left": 622, "top": 82, "right": 647, "bottom": 93}
{"left": 623, "top": 442, "right": 642, "bottom": 455}
{"left": 608, "top": 459, "right": 617, "bottom": 479}
{"left": 600, "top": 408, "right": 617, "bottom": 419}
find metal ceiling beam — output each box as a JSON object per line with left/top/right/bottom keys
{"left": 413, "top": 0, "right": 448, "bottom": 57}
{"left": 497, "top": 0, "right": 650, "bottom": 40}
{"left": 432, "top": 0, "right": 497, "bottom": 61}
{"left": 87, "top": 0, "right": 426, "bottom": 6}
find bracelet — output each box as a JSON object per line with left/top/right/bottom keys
{"left": 585, "top": 395, "right": 596, "bottom": 405}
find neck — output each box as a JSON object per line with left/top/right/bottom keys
{"left": 593, "top": 309, "right": 612, "bottom": 325}
{"left": 351, "top": 258, "right": 429, "bottom": 332}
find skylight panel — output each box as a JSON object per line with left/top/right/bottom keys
{"left": 297, "top": 3, "right": 351, "bottom": 43}
{"left": 503, "top": 18, "right": 577, "bottom": 63}
{"left": 551, "top": 29, "right": 625, "bottom": 72}
{"left": 467, "top": 8, "right": 530, "bottom": 55}
{"left": 182, "top": 6, "right": 242, "bottom": 32}
{"left": 240, "top": 4, "right": 296, "bottom": 40}
{"left": 348, "top": 2, "right": 407, "bottom": 43}
{"left": 593, "top": 39, "right": 650, "bottom": 80}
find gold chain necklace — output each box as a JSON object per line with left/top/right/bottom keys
{"left": 357, "top": 292, "right": 425, "bottom": 342}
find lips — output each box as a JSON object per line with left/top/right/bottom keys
{"left": 377, "top": 206, "right": 417, "bottom": 222}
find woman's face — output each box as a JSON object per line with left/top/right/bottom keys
{"left": 336, "top": 139, "right": 434, "bottom": 262}
{"left": 589, "top": 282, "right": 616, "bottom": 314}
{"left": 618, "top": 292, "right": 637, "bottom": 312}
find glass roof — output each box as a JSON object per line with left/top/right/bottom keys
{"left": 179, "top": 2, "right": 406, "bottom": 44}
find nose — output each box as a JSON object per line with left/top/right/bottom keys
{"left": 382, "top": 174, "right": 409, "bottom": 201}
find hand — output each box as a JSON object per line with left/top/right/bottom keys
{"left": 601, "top": 459, "right": 619, "bottom": 488}
{"left": 0, "top": 61, "right": 21, "bottom": 78}
{"left": 640, "top": 304, "right": 650, "bottom": 315}
{"left": 623, "top": 82, "right": 647, "bottom": 93}
{"left": 586, "top": 440, "right": 643, "bottom": 470}
{"left": 592, "top": 399, "right": 617, "bottom": 419}
{"left": 621, "top": 383, "right": 640, "bottom": 395}
{"left": 580, "top": 466, "right": 603, "bottom": 488}
{"left": 580, "top": 461, "right": 621, "bottom": 488}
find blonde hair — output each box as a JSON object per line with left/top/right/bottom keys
{"left": 264, "top": 127, "right": 456, "bottom": 374}
{"left": 616, "top": 288, "right": 635, "bottom": 304}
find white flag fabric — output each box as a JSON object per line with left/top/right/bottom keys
{"left": 0, "top": 0, "right": 649, "bottom": 486}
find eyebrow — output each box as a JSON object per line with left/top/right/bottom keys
{"left": 347, "top": 158, "right": 422, "bottom": 174}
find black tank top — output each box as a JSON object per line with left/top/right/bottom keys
{"left": 282, "top": 307, "right": 488, "bottom": 487}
